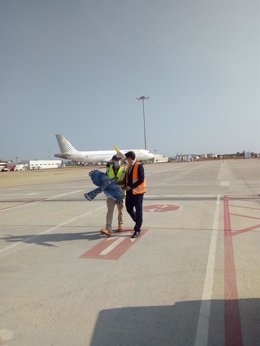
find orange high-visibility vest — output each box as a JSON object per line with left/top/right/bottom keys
{"left": 126, "top": 162, "right": 146, "bottom": 195}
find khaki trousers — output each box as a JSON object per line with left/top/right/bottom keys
{"left": 106, "top": 198, "right": 124, "bottom": 230}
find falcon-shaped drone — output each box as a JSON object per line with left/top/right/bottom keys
{"left": 84, "top": 170, "right": 124, "bottom": 202}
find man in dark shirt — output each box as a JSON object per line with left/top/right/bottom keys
{"left": 124, "top": 151, "right": 146, "bottom": 238}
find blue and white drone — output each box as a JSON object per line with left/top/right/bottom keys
{"left": 84, "top": 170, "right": 124, "bottom": 202}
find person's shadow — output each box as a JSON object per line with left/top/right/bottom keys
{"left": 1, "top": 231, "right": 101, "bottom": 247}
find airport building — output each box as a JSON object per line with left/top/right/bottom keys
{"left": 153, "top": 154, "right": 169, "bottom": 163}
{"left": 22, "top": 160, "right": 62, "bottom": 170}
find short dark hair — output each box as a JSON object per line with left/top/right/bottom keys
{"left": 125, "top": 151, "right": 135, "bottom": 160}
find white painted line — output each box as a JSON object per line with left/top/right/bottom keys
{"left": 0, "top": 205, "right": 105, "bottom": 255}
{"left": 0, "top": 202, "right": 41, "bottom": 213}
{"left": 105, "top": 237, "right": 118, "bottom": 242}
{"left": 0, "top": 242, "right": 21, "bottom": 254}
{"left": 47, "top": 190, "right": 84, "bottom": 200}
{"left": 100, "top": 238, "right": 125, "bottom": 255}
{"left": 220, "top": 180, "right": 229, "bottom": 186}
{"left": 194, "top": 195, "right": 220, "bottom": 346}
{"left": 146, "top": 194, "right": 219, "bottom": 199}
{"left": 25, "top": 193, "right": 39, "bottom": 196}
{"left": 0, "top": 189, "right": 85, "bottom": 212}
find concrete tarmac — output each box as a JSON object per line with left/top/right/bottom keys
{"left": 0, "top": 160, "right": 259, "bottom": 346}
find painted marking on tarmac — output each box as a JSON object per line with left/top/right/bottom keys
{"left": 194, "top": 195, "right": 220, "bottom": 346}
{"left": 0, "top": 190, "right": 84, "bottom": 212}
{"left": 230, "top": 213, "right": 260, "bottom": 221}
{"left": 226, "top": 197, "right": 260, "bottom": 237}
{"left": 143, "top": 204, "right": 180, "bottom": 212}
{"left": 224, "top": 195, "right": 244, "bottom": 346}
{"left": 100, "top": 237, "right": 125, "bottom": 255}
{"left": 47, "top": 190, "right": 84, "bottom": 200}
{"left": 223, "top": 192, "right": 260, "bottom": 346}
{"left": 0, "top": 329, "right": 13, "bottom": 345}
{"left": 220, "top": 180, "right": 230, "bottom": 186}
{"left": 0, "top": 200, "right": 45, "bottom": 211}
{"left": 229, "top": 204, "right": 260, "bottom": 211}
{"left": 80, "top": 229, "right": 148, "bottom": 260}
{"left": 231, "top": 224, "right": 260, "bottom": 237}
{"left": 146, "top": 194, "right": 218, "bottom": 199}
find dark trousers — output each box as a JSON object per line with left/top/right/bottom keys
{"left": 125, "top": 191, "right": 144, "bottom": 232}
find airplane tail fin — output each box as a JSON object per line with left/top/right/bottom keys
{"left": 114, "top": 145, "right": 126, "bottom": 160}
{"left": 56, "top": 134, "right": 77, "bottom": 153}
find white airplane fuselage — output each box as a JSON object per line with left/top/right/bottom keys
{"left": 54, "top": 135, "right": 154, "bottom": 163}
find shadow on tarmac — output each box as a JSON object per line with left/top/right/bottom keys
{"left": 1, "top": 231, "right": 102, "bottom": 247}
{"left": 90, "top": 299, "right": 260, "bottom": 346}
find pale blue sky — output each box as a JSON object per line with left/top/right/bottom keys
{"left": 1, "top": 0, "right": 260, "bottom": 161}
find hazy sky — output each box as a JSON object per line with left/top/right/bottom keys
{"left": 1, "top": 0, "right": 260, "bottom": 160}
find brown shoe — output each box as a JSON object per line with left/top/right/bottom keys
{"left": 116, "top": 225, "right": 124, "bottom": 232}
{"left": 100, "top": 229, "right": 111, "bottom": 236}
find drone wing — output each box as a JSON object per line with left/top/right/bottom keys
{"left": 103, "top": 181, "right": 124, "bottom": 202}
{"left": 89, "top": 170, "right": 109, "bottom": 187}
{"left": 84, "top": 187, "right": 102, "bottom": 201}
{"left": 84, "top": 170, "right": 121, "bottom": 201}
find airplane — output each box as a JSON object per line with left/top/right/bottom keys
{"left": 54, "top": 134, "right": 155, "bottom": 163}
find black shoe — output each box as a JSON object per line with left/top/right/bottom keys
{"left": 131, "top": 231, "right": 140, "bottom": 239}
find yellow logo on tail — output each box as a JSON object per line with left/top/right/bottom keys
{"left": 114, "top": 145, "right": 126, "bottom": 160}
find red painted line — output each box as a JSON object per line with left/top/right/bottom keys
{"left": 232, "top": 224, "right": 260, "bottom": 237}
{"left": 224, "top": 196, "right": 244, "bottom": 346}
{"left": 230, "top": 213, "right": 260, "bottom": 221}
{"left": 80, "top": 237, "right": 118, "bottom": 259}
{"left": 80, "top": 229, "right": 148, "bottom": 260}
{"left": 229, "top": 204, "right": 260, "bottom": 211}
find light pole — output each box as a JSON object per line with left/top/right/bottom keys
{"left": 137, "top": 96, "right": 149, "bottom": 150}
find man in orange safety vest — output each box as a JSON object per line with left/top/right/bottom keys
{"left": 124, "top": 151, "right": 146, "bottom": 238}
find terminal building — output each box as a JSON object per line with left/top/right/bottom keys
{"left": 22, "top": 160, "right": 62, "bottom": 170}
{"left": 153, "top": 154, "right": 169, "bottom": 163}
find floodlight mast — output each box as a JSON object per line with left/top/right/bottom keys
{"left": 137, "top": 96, "right": 149, "bottom": 150}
